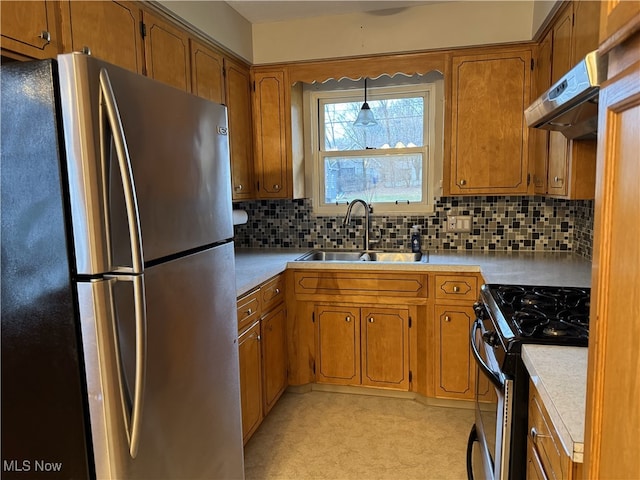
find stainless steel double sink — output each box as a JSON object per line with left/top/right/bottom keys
{"left": 295, "top": 250, "right": 428, "bottom": 263}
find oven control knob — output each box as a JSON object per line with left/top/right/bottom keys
{"left": 473, "top": 302, "right": 486, "bottom": 319}
{"left": 482, "top": 331, "right": 499, "bottom": 347}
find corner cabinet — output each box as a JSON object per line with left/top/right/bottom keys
{"left": 449, "top": 48, "right": 532, "bottom": 195}
{"left": 252, "top": 68, "right": 292, "bottom": 199}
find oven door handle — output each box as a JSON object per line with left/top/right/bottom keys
{"left": 471, "top": 318, "right": 504, "bottom": 390}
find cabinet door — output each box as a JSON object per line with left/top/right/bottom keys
{"left": 66, "top": 1, "right": 143, "bottom": 74}
{"left": 449, "top": 50, "right": 531, "bottom": 195}
{"left": 1, "top": 1, "right": 62, "bottom": 59}
{"left": 261, "top": 303, "right": 288, "bottom": 414}
{"left": 531, "top": 31, "right": 552, "bottom": 195}
{"left": 585, "top": 37, "right": 640, "bottom": 479}
{"left": 571, "top": 0, "right": 600, "bottom": 62}
{"left": 238, "top": 321, "right": 263, "bottom": 444}
{"left": 253, "top": 69, "right": 291, "bottom": 198}
{"left": 315, "top": 305, "right": 360, "bottom": 385}
{"left": 434, "top": 305, "right": 475, "bottom": 400}
{"left": 226, "top": 58, "right": 256, "bottom": 200}
{"left": 142, "top": 10, "right": 190, "bottom": 91}
{"left": 361, "top": 307, "right": 409, "bottom": 390}
{"left": 190, "top": 39, "right": 224, "bottom": 103}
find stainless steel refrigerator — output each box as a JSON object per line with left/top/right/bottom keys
{"left": 1, "top": 53, "right": 244, "bottom": 479}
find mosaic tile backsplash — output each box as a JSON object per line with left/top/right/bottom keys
{"left": 233, "top": 197, "right": 594, "bottom": 260}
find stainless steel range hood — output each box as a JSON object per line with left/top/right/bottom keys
{"left": 525, "top": 50, "right": 607, "bottom": 139}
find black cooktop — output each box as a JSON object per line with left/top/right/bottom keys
{"left": 481, "top": 284, "right": 590, "bottom": 349}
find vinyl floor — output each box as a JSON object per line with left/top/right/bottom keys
{"left": 243, "top": 390, "right": 475, "bottom": 480}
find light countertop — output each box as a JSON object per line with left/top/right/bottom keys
{"left": 234, "top": 248, "right": 592, "bottom": 297}
{"left": 522, "top": 345, "right": 588, "bottom": 463}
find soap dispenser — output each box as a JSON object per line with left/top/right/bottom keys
{"left": 410, "top": 225, "right": 422, "bottom": 253}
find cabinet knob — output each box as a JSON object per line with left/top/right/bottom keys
{"left": 275, "top": 288, "right": 280, "bottom": 294}
{"left": 459, "top": 179, "right": 467, "bottom": 186}
{"left": 273, "top": 184, "right": 281, "bottom": 191}
{"left": 345, "top": 316, "right": 351, "bottom": 322}
{"left": 368, "top": 317, "right": 374, "bottom": 323}
{"left": 38, "top": 31, "right": 51, "bottom": 43}
{"left": 530, "top": 426, "right": 549, "bottom": 444}
{"left": 235, "top": 184, "right": 243, "bottom": 191}
{"left": 554, "top": 176, "right": 564, "bottom": 184}
{"left": 444, "top": 315, "right": 451, "bottom": 322}
{"left": 82, "top": 46, "right": 92, "bottom": 55}
{"left": 256, "top": 334, "right": 261, "bottom": 342}
{"left": 246, "top": 308, "right": 252, "bottom": 316}
{"left": 453, "top": 286, "right": 460, "bottom": 293}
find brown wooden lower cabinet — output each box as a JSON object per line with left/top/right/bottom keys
{"left": 237, "top": 273, "right": 288, "bottom": 444}
{"left": 433, "top": 305, "right": 475, "bottom": 400}
{"left": 528, "top": 380, "right": 583, "bottom": 479}
{"left": 238, "top": 320, "right": 262, "bottom": 444}
{"left": 261, "top": 303, "right": 288, "bottom": 414}
{"left": 315, "top": 304, "right": 410, "bottom": 390}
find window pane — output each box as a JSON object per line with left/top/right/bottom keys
{"left": 323, "top": 97, "right": 424, "bottom": 151}
{"left": 324, "top": 154, "right": 423, "bottom": 203}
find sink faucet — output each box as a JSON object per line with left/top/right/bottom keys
{"left": 343, "top": 199, "right": 372, "bottom": 251}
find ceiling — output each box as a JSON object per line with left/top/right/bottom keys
{"left": 225, "top": 1, "right": 438, "bottom": 24}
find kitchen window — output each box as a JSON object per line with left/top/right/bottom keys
{"left": 305, "top": 76, "right": 443, "bottom": 215}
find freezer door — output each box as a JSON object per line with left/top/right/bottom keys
{"left": 58, "top": 53, "right": 233, "bottom": 275}
{"left": 80, "top": 242, "right": 244, "bottom": 479}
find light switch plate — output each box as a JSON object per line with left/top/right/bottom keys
{"left": 446, "top": 215, "right": 472, "bottom": 233}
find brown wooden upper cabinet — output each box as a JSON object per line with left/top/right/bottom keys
{"left": 252, "top": 68, "right": 292, "bottom": 199}
{"left": 1, "top": 0, "right": 63, "bottom": 60}
{"left": 190, "top": 38, "right": 224, "bottom": 104}
{"left": 534, "top": 0, "right": 600, "bottom": 200}
{"left": 449, "top": 48, "right": 532, "bottom": 196}
{"left": 63, "top": 1, "right": 144, "bottom": 74}
{"left": 226, "top": 58, "right": 256, "bottom": 200}
{"left": 142, "top": 10, "right": 191, "bottom": 92}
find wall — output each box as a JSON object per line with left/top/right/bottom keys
{"left": 158, "top": 0, "right": 253, "bottom": 62}
{"left": 233, "top": 196, "right": 594, "bottom": 259}
{"left": 251, "top": 1, "right": 536, "bottom": 64}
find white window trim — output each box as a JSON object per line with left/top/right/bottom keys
{"left": 304, "top": 82, "right": 442, "bottom": 216}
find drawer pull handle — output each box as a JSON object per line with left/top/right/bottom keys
{"left": 39, "top": 31, "right": 51, "bottom": 43}
{"left": 453, "top": 286, "right": 460, "bottom": 293}
{"left": 530, "top": 427, "right": 550, "bottom": 444}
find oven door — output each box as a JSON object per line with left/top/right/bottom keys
{"left": 467, "top": 318, "right": 513, "bottom": 480}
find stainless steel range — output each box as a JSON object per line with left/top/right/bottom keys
{"left": 466, "top": 284, "right": 590, "bottom": 480}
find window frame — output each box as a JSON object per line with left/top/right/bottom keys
{"left": 306, "top": 82, "right": 439, "bottom": 216}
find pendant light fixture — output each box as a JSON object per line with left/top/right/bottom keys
{"left": 353, "top": 77, "right": 377, "bottom": 126}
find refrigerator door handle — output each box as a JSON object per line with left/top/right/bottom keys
{"left": 107, "top": 274, "right": 147, "bottom": 458}
{"left": 99, "top": 67, "right": 144, "bottom": 274}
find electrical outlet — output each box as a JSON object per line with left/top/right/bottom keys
{"left": 446, "top": 215, "right": 472, "bottom": 233}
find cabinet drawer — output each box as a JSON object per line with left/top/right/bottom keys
{"left": 434, "top": 275, "right": 478, "bottom": 302}
{"left": 261, "top": 274, "right": 284, "bottom": 313}
{"left": 529, "top": 381, "right": 571, "bottom": 479}
{"left": 294, "top": 271, "right": 428, "bottom": 298}
{"left": 237, "top": 289, "right": 261, "bottom": 332}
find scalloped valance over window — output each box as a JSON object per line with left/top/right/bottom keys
{"left": 285, "top": 50, "right": 448, "bottom": 84}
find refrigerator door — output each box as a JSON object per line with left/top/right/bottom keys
{"left": 79, "top": 242, "right": 244, "bottom": 479}
{"left": 1, "top": 59, "right": 92, "bottom": 479}
{"left": 57, "top": 53, "right": 233, "bottom": 275}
